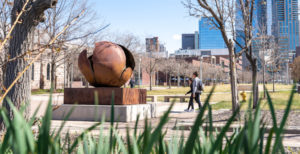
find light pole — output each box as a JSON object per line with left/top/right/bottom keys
{"left": 199, "top": 56, "right": 203, "bottom": 81}
{"left": 138, "top": 57, "right": 141, "bottom": 88}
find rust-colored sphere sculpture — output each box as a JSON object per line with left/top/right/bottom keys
{"left": 78, "top": 41, "right": 135, "bottom": 87}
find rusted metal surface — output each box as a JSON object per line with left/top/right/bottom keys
{"left": 78, "top": 41, "right": 135, "bottom": 87}
{"left": 64, "top": 88, "right": 146, "bottom": 105}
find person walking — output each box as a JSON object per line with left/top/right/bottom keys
{"left": 192, "top": 72, "right": 203, "bottom": 110}
{"left": 184, "top": 78, "right": 194, "bottom": 112}
{"left": 129, "top": 78, "right": 135, "bottom": 88}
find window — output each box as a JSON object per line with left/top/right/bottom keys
{"left": 31, "top": 64, "right": 34, "bottom": 80}
{"left": 47, "top": 63, "right": 50, "bottom": 80}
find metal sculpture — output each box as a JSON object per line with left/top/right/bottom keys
{"left": 78, "top": 41, "right": 135, "bottom": 87}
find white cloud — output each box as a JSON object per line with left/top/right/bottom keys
{"left": 172, "top": 34, "right": 181, "bottom": 40}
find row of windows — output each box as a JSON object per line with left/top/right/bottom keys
{"left": 31, "top": 63, "right": 51, "bottom": 81}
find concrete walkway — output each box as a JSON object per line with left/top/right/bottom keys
{"left": 30, "top": 94, "right": 300, "bottom": 149}
{"left": 32, "top": 109, "right": 300, "bottom": 149}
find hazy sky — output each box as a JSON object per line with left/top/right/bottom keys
{"left": 89, "top": 0, "right": 198, "bottom": 53}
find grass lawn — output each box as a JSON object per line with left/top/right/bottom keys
{"left": 211, "top": 91, "right": 300, "bottom": 110}
{"left": 31, "top": 89, "right": 64, "bottom": 95}
{"left": 147, "top": 84, "right": 294, "bottom": 95}
{"left": 146, "top": 84, "right": 298, "bottom": 110}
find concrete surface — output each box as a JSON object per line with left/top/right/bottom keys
{"left": 52, "top": 104, "right": 151, "bottom": 122}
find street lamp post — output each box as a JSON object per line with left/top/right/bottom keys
{"left": 199, "top": 56, "right": 203, "bottom": 81}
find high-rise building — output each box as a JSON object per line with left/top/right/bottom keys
{"left": 199, "top": 17, "right": 226, "bottom": 49}
{"left": 146, "top": 37, "right": 159, "bottom": 52}
{"left": 272, "top": 0, "right": 299, "bottom": 59}
{"left": 181, "top": 31, "right": 199, "bottom": 49}
{"left": 182, "top": 34, "right": 195, "bottom": 49}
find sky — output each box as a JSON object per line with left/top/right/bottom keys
{"left": 88, "top": 0, "right": 198, "bottom": 53}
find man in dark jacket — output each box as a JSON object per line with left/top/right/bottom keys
{"left": 192, "top": 72, "right": 202, "bottom": 109}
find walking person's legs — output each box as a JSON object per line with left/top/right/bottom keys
{"left": 187, "top": 95, "right": 194, "bottom": 110}
{"left": 194, "top": 93, "right": 202, "bottom": 109}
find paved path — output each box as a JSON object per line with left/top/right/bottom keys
{"left": 34, "top": 109, "right": 300, "bottom": 149}
{"left": 30, "top": 93, "right": 300, "bottom": 149}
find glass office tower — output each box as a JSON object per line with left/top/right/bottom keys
{"left": 272, "top": 0, "right": 299, "bottom": 59}
{"left": 198, "top": 17, "right": 226, "bottom": 49}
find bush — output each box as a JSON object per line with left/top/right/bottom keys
{"left": 0, "top": 86, "right": 295, "bottom": 153}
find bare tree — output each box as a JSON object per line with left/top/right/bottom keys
{"left": 40, "top": 0, "right": 105, "bottom": 89}
{"left": 255, "top": 24, "right": 274, "bottom": 98}
{"left": 184, "top": 0, "right": 254, "bottom": 114}
{"left": 141, "top": 54, "right": 159, "bottom": 90}
{"left": 0, "top": 1, "right": 13, "bottom": 89}
{"left": 2, "top": 0, "right": 57, "bottom": 127}
{"left": 266, "top": 42, "right": 281, "bottom": 92}
{"left": 178, "top": 60, "right": 191, "bottom": 87}
{"left": 292, "top": 57, "right": 300, "bottom": 83}
{"left": 160, "top": 58, "right": 177, "bottom": 89}
{"left": 108, "top": 32, "right": 144, "bottom": 53}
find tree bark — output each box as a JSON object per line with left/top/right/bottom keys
{"left": 1, "top": 0, "right": 57, "bottom": 129}
{"left": 251, "top": 60, "right": 259, "bottom": 109}
{"left": 228, "top": 42, "right": 240, "bottom": 115}
{"left": 272, "top": 71, "right": 275, "bottom": 92}
{"left": 168, "top": 73, "right": 171, "bottom": 89}
{"left": 50, "top": 61, "right": 56, "bottom": 90}
{"left": 149, "top": 71, "right": 152, "bottom": 91}
{"left": 263, "top": 60, "right": 266, "bottom": 98}
{"left": 39, "top": 62, "right": 44, "bottom": 89}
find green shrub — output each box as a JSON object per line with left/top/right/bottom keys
{"left": 0, "top": 85, "right": 295, "bottom": 153}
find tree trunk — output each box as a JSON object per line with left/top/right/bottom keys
{"left": 252, "top": 61, "right": 259, "bottom": 109}
{"left": 177, "top": 75, "right": 180, "bottom": 87}
{"left": 149, "top": 71, "right": 152, "bottom": 91}
{"left": 183, "top": 75, "right": 186, "bottom": 87}
{"left": 50, "top": 61, "right": 56, "bottom": 90}
{"left": 272, "top": 71, "right": 275, "bottom": 92}
{"left": 168, "top": 73, "right": 171, "bottom": 89}
{"left": 263, "top": 62, "right": 266, "bottom": 98}
{"left": 1, "top": 0, "right": 57, "bottom": 129}
{"left": 39, "top": 59, "right": 44, "bottom": 89}
{"left": 228, "top": 43, "right": 240, "bottom": 116}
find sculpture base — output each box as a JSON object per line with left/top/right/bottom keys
{"left": 64, "top": 88, "right": 146, "bottom": 105}
{"left": 52, "top": 104, "right": 151, "bottom": 122}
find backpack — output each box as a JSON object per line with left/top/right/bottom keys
{"left": 197, "top": 80, "right": 204, "bottom": 92}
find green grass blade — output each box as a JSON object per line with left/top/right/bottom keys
{"left": 184, "top": 86, "right": 215, "bottom": 154}
{"left": 272, "top": 84, "right": 296, "bottom": 153}
{"left": 109, "top": 91, "right": 115, "bottom": 153}
{"left": 143, "top": 102, "right": 174, "bottom": 154}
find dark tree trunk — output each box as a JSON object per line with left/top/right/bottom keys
{"left": 272, "top": 71, "right": 275, "bottom": 92}
{"left": 39, "top": 60, "right": 44, "bottom": 89}
{"left": 262, "top": 62, "right": 266, "bottom": 98}
{"left": 168, "top": 73, "right": 171, "bottom": 89}
{"left": 50, "top": 61, "right": 56, "bottom": 90}
{"left": 149, "top": 71, "right": 152, "bottom": 91}
{"left": 252, "top": 63, "right": 259, "bottom": 108}
{"left": 1, "top": 0, "right": 57, "bottom": 129}
{"left": 228, "top": 42, "right": 239, "bottom": 116}
{"left": 246, "top": 54, "right": 259, "bottom": 108}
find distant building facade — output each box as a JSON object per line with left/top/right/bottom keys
{"left": 272, "top": 0, "right": 299, "bottom": 60}
{"left": 146, "top": 37, "right": 159, "bottom": 52}
{"left": 199, "top": 17, "right": 226, "bottom": 49}
{"left": 182, "top": 31, "right": 199, "bottom": 49}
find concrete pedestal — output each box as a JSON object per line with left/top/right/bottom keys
{"left": 52, "top": 104, "right": 151, "bottom": 122}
